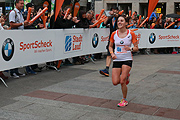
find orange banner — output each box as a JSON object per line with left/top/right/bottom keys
{"left": 119, "top": 10, "right": 124, "bottom": 15}
{"left": 64, "top": 8, "right": 70, "bottom": 19}
{"left": 90, "top": 18, "right": 103, "bottom": 28}
{"left": 29, "top": 7, "right": 48, "bottom": 24}
{"left": 148, "top": 0, "right": 159, "bottom": 18}
{"left": 131, "top": 12, "right": 135, "bottom": 18}
{"left": 26, "top": 7, "right": 32, "bottom": 22}
{"left": 97, "top": 9, "right": 104, "bottom": 20}
{"left": 139, "top": 17, "right": 149, "bottom": 28}
{"left": 73, "top": 2, "right": 80, "bottom": 17}
{"left": 137, "top": 15, "right": 141, "bottom": 26}
{"left": 156, "top": 14, "right": 163, "bottom": 24}
{"left": 127, "top": 24, "right": 133, "bottom": 28}
{"left": 165, "top": 22, "right": 175, "bottom": 29}
{"left": 130, "top": 29, "right": 138, "bottom": 32}
{"left": 129, "top": 10, "right": 131, "bottom": 17}
{"left": 55, "top": 0, "right": 64, "bottom": 21}
{"left": 41, "top": 14, "right": 47, "bottom": 28}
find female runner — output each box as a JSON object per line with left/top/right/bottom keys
{"left": 109, "top": 15, "right": 139, "bottom": 107}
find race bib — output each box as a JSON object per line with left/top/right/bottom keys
{"left": 116, "top": 46, "right": 127, "bottom": 54}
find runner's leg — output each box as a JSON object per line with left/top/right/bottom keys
{"left": 112, "top": 68, "right": 122, "bottom": 85}
{"left": 120, "top": 65, "right": 131, "bottom": 99}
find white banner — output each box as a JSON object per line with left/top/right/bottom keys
{"left": 134, "top": 29, "right": 180, "bottom": 48}
{"left": 0, "top": 29, "right": 109, "bottom": 71}
{"left": 0, "top": 28, "right": 180, "bottom": 71}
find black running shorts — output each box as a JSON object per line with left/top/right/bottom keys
{"left": 112, "top": 61, "right": 133, "bottom": 68}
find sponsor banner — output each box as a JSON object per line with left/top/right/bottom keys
{"left": 1, "top": 28, "right": 180, "bottom": 71}
{"left": 89, "top": 28, "right": 109, "bottom": 53}
{"left": 135, "top": 29, "right": 180, "bottom": 48}
{"left": 134, "top": 30, "right": 145, "bottom": 49}
{"left": 53, "top": 28, "right": 109, "bottom": 60}
{"left": 0, "top": 30, "right": 54, "bottom": 71}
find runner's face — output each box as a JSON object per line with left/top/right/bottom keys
{"left": 117, "top": 17, "right": 126, "bottom": 29}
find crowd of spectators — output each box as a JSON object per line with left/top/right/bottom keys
{"left": 0, "top": 1, "right": 179, "bottom": 80}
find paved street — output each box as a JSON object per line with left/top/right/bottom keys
{"left": 0, "top": 53, "right": 180, "bottom": 120}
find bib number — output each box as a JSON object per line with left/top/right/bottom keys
{"left": 116, "top": 46, "right": 127, "bottom": 54}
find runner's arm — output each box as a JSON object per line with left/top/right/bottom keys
{"left": 109, "top": 32, "right": 117, "bottom": 60}
{"left": 109, "top": 41, "right": 117, "bottom": 60}
{"left": 132, "top": 42, "right": 139, "bottom": 52}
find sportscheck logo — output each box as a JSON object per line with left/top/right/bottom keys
{"left": 2, "top": 38, "right": 14, "bottom": 61}
{"left": 65, "top": 36, "right": 72, "bottom": 52}
{"left": 149, "top": 33, "right": 156, "bottom": 44}
{"left": 92, "top": 33, "right": 99, "bottom": 48}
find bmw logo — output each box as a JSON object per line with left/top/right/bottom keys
{"left": 149, "top": 33, "right": 156, "bottom": 44}
{"left": 92, "top": 33, "right": 99, "bottom": 48}
{"left": 120, "top": 40, "right": 124, "bottom": 44}
{"left": 2, "top": 38, "right": 14, "bottom": 61}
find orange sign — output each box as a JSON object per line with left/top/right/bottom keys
{"left": 43, "top": 1, "right": 49, "bottom": 8}
{"left": 148, "top": 0, "right": 159, "bottom": 18}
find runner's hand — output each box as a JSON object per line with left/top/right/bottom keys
{"left": 111, "top": 53, "right": 117, "bottom": 60}
{"left": 124, "top": 46, "right": 131, "bottom": 51}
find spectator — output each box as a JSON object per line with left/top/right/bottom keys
{"left": 149, "top": 9, "right": 157, "bottom": 21}
{"left": 164, "top": 17, "right": 173, "bottom": 28}
{"left": 23, "top": 3, "right": 35, "bottom": 20}
{"left": 150, "top": 17, "right": 157, "bottom": 29}
{"left": 134, "top": 11, "right": 138, "bottom": 18}
{"left": 86, "top": 11, "right": 93, "bottom": 25}
{"left": 31, "top": 6, "right": 44, "bottom": 29}
{"left": 156, "top": 19, "right": 163, "bottom": 29}
{"left": 25, "top": 5, "right": 44, "bottom": 72}
{"left": 0, "top": 16, "right": 8, "bottom": 79}
{"left": 73, "top": 10, "right": 92, "bottom": 65}
{"left": 127, "top": 16, "right": 132, "bottom": 26}
{"left": 76, "top": 10, "right": 90, "bottom": 28}
{"left": 50, "top": 8, "right": 78, "bottom": 29}
{"left": 175, "top": 18, "right": 180, "bottom": 29}
{"left": 0, "top": 17, "right": 5, "bottom": 30}
{"left": 9, "top": 0, "right": 32, "bottom": 78}
{"left": 131, "top": 17, "right": 138, "bottom": 28}
{"left": 49, "top": 7, "right": 79, "bottom": 67}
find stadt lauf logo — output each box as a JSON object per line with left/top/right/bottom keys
{"left": 65, "top": 35, "right": 82, "bottom": 52}
{"left": 92, "top": 33, "right": 99, "bottom": 48}
{"left": 65, "top": 36, "right": 72, "bottom": 52}
{"left": 2, "top": 38, "right": 14, "bottom": 61}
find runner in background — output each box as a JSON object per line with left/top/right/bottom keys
{"left": 109, "top": 15, "right": 138, "bottom": 107}
{"left": 99, "top": 7, "right": 119, "bottom": 77}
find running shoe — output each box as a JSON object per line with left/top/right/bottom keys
{"left": 117, "top": 99, "right": 128, "bottom": 107}
{"left": 10, "top": 73, "right": 20, "bottom": 79}
{"left": 26, "top": 67, "right": 37, "bottom": 75}
{"left": 126, "top": 73, "right": 130, "bottom": 85}
{"left": 16, "top": 72, "right": 26, "bottom": 76}
{"left": 99, "top": 69, "right": 109, "bottom": 77}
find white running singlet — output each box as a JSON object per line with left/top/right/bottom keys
{"left": 110, "top": 29, "right": 138, "bottom": 61}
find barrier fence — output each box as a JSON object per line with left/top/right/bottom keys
{"left": 0, "top": 28, "right": 180, "bottom": 71}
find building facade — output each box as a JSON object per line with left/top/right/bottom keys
{"left": 95, "top": 0, "right": 180, "bottom": 17}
